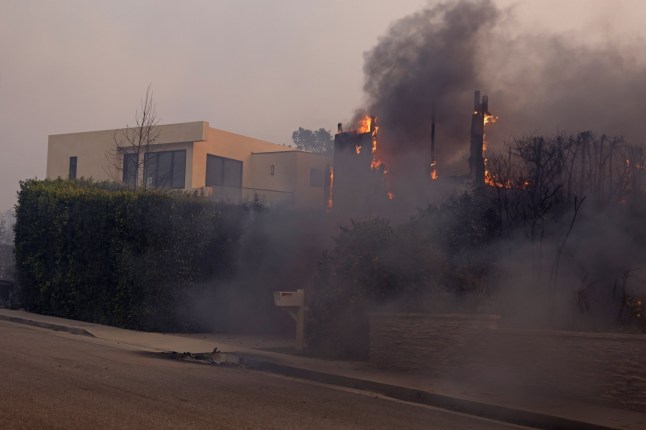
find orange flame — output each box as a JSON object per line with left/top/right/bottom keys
{"left": 430, "top": 161, "right": 439, "bottom": 180}
{"left": 357, "top": 116, "right": 372, "bottom": 133}
{"left": 483, "top": 113, "right": 499, "bottom": 187}
{"left": 484, "top": 113, "right": 498, "bottom": 126}
{"left": 327, "top": 167, "right": 334, "bottom": 208}
{"left": 356, "top": 115, "right": 393, "bottom": 201}
{"left": 369, "top": 118, "right": 380, "bottom": 169}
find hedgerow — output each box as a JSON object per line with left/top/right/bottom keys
{"left": 14, "top": 179, "right": 243, "bottom": 331}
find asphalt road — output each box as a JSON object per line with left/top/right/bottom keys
{"left": 0, "top": 321, "right": 532, "bottom": 430}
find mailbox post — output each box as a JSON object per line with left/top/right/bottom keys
{"left": 273, "top": 289, "right": 306, "bottom": 351}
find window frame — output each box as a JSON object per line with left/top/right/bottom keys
{"left": 205, "top": 154, "right": 243, "bottom": 188}
{"left": 68, "top": 156, "right": 77, "bottom": 180}
{"left": 122, "top": 153, "right": 138, "bottom": 188}
{"left": 143, "top": 149, "right": 186, "bottom": 189}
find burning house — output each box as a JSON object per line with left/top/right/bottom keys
{"left": 328, "top": 91, "right": 497, "bottom": 216}
{"left": 330, "top": 116, "right": 391, "bottom": 215}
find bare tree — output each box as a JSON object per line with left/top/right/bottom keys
{"left": 0, "top": 209, "right": 14, "bottom": 246}
{"left": 107, "top": 84, "right": 160, "bottom": 188}
{"left": 0, "top": 209, "right": 15, "bottom": 280}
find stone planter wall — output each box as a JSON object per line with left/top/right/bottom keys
{"left": 369, "top": 313, "right": 646, "bottom": 411}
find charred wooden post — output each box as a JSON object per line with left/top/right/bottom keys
{"left": 430, "top": 111, "right": 436, "bottom": 177}
{"left": 470, "top": 90, "right": 486, "bottom": 187}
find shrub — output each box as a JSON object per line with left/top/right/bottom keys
{"left": 13, "top": 179, "right": 243, "bottom": 331}
{"left": 306, "top": 193, "right": 499, "bottom": 359}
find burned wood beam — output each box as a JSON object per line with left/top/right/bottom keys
{"left": 429, "top": 111, "right": 438, "bottom": 180}
{"left": 470, "top": 90, "right": 486, "bottom": 187}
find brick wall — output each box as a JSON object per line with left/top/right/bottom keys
{"left": 369, "top": 313, "right": 646, "bottom": 411}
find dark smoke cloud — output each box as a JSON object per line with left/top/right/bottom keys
{"left": 360, "top": 0, "right": 498, "bottom": 175}
{"left": 357, "top": 0, "right": 646, "bottom": 185}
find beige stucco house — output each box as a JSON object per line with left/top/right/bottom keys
{"left": 46, "top": 121, "right": 331, "bottom": 208}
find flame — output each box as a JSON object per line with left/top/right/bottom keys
{"left": 354, "top": 115, "right": 393, "bottom": 201}
{"left": 484, "top": 113, "right": 498, "bottom": 125}
{"left": 482, "top": 113, "right": 516, "bottom": 189}
{"left": 430, "top": 161, "right": 439, "bottom": 180}
{"left": 369, "top": 119, "right": 380, "bottom": 168}
{"left": 327, "top": 167, "right": 334, "bottom": 208}
{"left": 357, "top": 116, "right": 372, "bottom": 133}
{"left": 483, "top": 113, "right": 497, "bottom": 187}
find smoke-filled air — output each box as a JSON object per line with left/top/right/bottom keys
{"left": 353, "top": 0, "right": 646, "bottom": 208}
{"left": 7, "top": 1, "right": 646, "bottom": 425}
{"left": 320, "top": 0, "right": 646, "bottom": 342}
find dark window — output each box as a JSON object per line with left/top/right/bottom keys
{"left": 309, "top": 168, "right": 323, "bottom": 187}
{"left": 122, "top": 153, "right": 138, "bottom": 187}
{"left": 68, "top": 156, "right": 77, "bottom": 180}
{"left": 206, "top": 154, "right": 242, "bottom": 187}
{"left": 144, "top": 150, "right": 186, "bottom": 189}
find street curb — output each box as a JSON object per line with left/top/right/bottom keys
{"left": 239, "top": 354, "right": 618, "bottom": 430}
{"left": 0, "top": 314, "right": 95, "bottom": 338}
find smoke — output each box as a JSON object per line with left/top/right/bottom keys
{"left": 361, "top": 0, "right": 497, "bottom": 165}
{"left": 338, "top": 0, "right": 646, "bottom": 331}
{"left": 190, "top": 205, "right": 334, "bottom": 334}
{"left": 356, "top": 0, "right": 646, "bottom": 194}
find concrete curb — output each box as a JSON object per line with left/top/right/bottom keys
{"left": 238, "top": 354, "right": 618, "bottom": 430}
{"left": 0, "top": 312, "right": 624, "bottom": 430}
{"left": 0, "top": 314, "right": 95, "bottom": 338}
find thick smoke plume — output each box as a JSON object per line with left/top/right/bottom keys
{"left": 357, "top": 0, "right": 646, "bottom": 192}
{"left": 338, "top": 0, "right": 646, "bottom": 332}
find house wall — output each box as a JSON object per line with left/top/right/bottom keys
{"left": 192, "top": 127, "right": 293, "bottom": 190}
{"left": 47, "top": 121, "right": 206, "bottom": 185}
{"left": 369, "top": 313, "right": 646, "bottom": 412}
{"left": 248, "top": 152, "right": 298, "bottom": 205}
{"left": 47, "top": 120, "right": 332, "bottom": 208}
{"left": 47, "top": 129, "right": 116, "bottom": 181}
{"left": 294, "top": 152, "right": 331, "bottom": 208}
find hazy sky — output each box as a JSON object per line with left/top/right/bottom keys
{"left": 1, "top": 0, "right": 645, "bottom": 213}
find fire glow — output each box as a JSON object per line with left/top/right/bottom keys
{"left": 430, "top": 161, "right": 438, "bottom": 180}
{"left": 483, "top": 113, "right": 500, "bottom": 187}
{"left": 356, "top": 115, "right": 394, "bottom": 201}
{"left": 357, "top": 116, "right": 372, "bottom": 134}
{"left": 327, "top": 167, "right": 334, "bottom": 208}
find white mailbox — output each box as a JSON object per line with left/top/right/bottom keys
{"left": 273, "top": 289, "right": 306, "bottom": 351}
{"left": 273, "top": 290, "right": 305, "bottom": 307}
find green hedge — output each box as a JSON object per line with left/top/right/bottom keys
{"left": 14, "top": 179, "right": 244, "bottom": 331}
